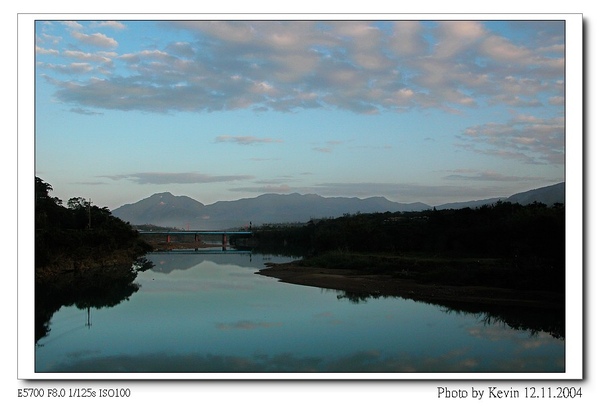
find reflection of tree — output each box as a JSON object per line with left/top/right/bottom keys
{"left": 337, "top": 291, "right": 381, "bottom": 303}
{"left": 459, "top": 305, "right": 565, "bottom": 340}
{"left": 35, "top": 257, "right": 153, "bottom": 343}
{"left": 334, "top": 290, "right": 565, "bottom": 339}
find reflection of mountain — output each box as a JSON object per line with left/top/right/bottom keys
{"left": 112, "top": 183, "right": 565, "bottom": 229}
{"left": 146, "top": 250, "right": 262, "bottom": 273}
{"left": 144, "top": 251, "right": 285, "bottom": 274}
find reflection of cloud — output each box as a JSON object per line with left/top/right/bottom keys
{"left": 467, "top": 323, "right": 561, "bottom": 351}
{"left": 312, "top": 311, "right": 343, "bottom": 325}
{"left": 215, "top": 320, "right": 283, "bottom": 330}
{"left": 48, "top": 345, "right": 564, "bottom": 373}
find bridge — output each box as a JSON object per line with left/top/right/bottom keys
{"left": 138, "top": 230, "right": 253, "bottom": 245}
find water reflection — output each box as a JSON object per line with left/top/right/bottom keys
{"left": 35, "top": 257, "right": 153, "bottom": 343}
{"left": 39, "top": 347, "right": 562, "bottom": 373}
{"left": 335, "top": 291, "right": 565, "bottom": 339}
{"left": 35, "top": 251, "right": 564, "bottom": 373}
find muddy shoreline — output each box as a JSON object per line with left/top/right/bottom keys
{"left": 256, "top": 262, "right": 564, "bottom": 310}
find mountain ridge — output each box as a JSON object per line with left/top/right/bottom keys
{"left": 111, "top": 182, "right": 565, "bottom": 229}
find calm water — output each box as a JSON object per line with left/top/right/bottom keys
{"left": 35, "top": 250, "right": 564, "bottom": 374}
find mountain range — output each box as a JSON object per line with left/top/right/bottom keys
{"left": 111, "top": 182, "right": 565, "bottom": 229}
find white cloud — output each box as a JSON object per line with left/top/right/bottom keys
{"left": 90, "top": 21, "right": 126, "bottom": 30}
{"left": 41, "top": 62, "right": 93, "bottom": 75}
{"left": 433, "top": 21, "right": 487, "bottom": 59}
{"left": 38, "top": 20, "right": 565, "bottom": 117}
{"left": 71, "top": 31, "right": 118, "bottom": 48}
{"left": 63, "top": 50, "right": 114, "bottom": 64}
{"left": 458, "top": 114, "right": 564, "bottom": 164}
{"left": 482, "top": 35, "right": 532, "bottom": 62}
{"left": 62, "top": 21, "right": 83, "bottom": 30}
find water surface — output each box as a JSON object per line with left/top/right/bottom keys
{"left": 35, "top": 251, "right": 565, "bottom": 373}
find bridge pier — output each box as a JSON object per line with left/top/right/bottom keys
{"left": 138, "top": 230, "right": 252, "bottom": 250}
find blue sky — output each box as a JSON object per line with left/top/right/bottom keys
{"left": 34, "top": 19, "right": 567, "bottom": 210}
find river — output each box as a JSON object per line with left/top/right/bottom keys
{"left": 35, "top": 250, "right": 564, "bottom": 375}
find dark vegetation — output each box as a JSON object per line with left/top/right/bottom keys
{"left": 246, "top": 201, "right": 565, "bottom": 294}
{"left": 35, "top": 177, "right": 152, "bottom": 276}
{"left": 35, "top": 177, "right": 154, "bottom": 342}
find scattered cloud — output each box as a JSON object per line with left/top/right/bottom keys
{"left": 61, "top": 21, "right": 83, "bottom": 31}
{"left": 39, "top": 62, "right": 94, "bottom": 75}
{"left": 229, "top": 184, "right": 293, "bottom": 194}
{"left": 70, "top": 31, "right": 118, "bottom": 48}
{"left": 90, "top": 21, "right": 127, "bottom": 30}
{"left": 442, "top": 169, "right": 546, "bottom": 182}
{"left": 73, "top": 181, "right": 107, "bottom": 185}
{"left": 215, "top": 135, "right": 283, "bottom": 145}
{"left": 35, "top": 46, "right": 59, "bottom": 56}
{"left": 457, "top": 113, "right": 564, "bottom": 164}
{"left": 103, "top": 172, "right": 254, "bottom": 185}
{"left": 312, "top": 140, "right": 345, "bottom": 153}
{"left": 68, "top": 107, "right": 103, "bottom": 115}
{"left": 36, "top": 20, "right": 564, "bottom": 116}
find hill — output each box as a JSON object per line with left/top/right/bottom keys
{"left": 437, "top": 182, "right": 565, "bottom": 210}
{"left": 112, "top": 192, "right": 429, "bottom": 229}
{"left": 111, "top": 182, "right": 565, "bottom": 229}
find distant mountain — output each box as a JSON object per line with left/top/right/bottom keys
{"left": 112, "top": 192, "right": 429, "bottom": 229}
{"left": 436, "top": 182, "right": 565, "bottom": 210}
{"left": 111, "top": 182, "right": 565, "bottom": 229}
{"left": 505, "top": 182, "right": 565, "bottom": 205}
{"left": 436, "top": 197, "right": 504, "bottom": 210}
{"left": 112, "top": 192, "right": 205, "bottom": 226}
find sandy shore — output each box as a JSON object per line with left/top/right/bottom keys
{"left": 256, "top": 262, "right": 564, "bottom": 310}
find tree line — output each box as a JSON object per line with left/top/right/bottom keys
{"left": 252, "top": 201, "right": 564, "bottom": 259}
{"left": 35, "top": 177, "right": 151, "bottom": 272}
{"left": 245, "top": 201, "right": 565, "bottom": 292}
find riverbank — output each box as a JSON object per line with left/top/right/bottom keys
{"left": 256, "top": 261, "right": 564, "bottom": 310}
{"left": 35, "top": 247, "right": 149, "bottom": 284}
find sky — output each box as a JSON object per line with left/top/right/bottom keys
{"left": 33, "top": 18, "right": 569, "bottom": 210}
